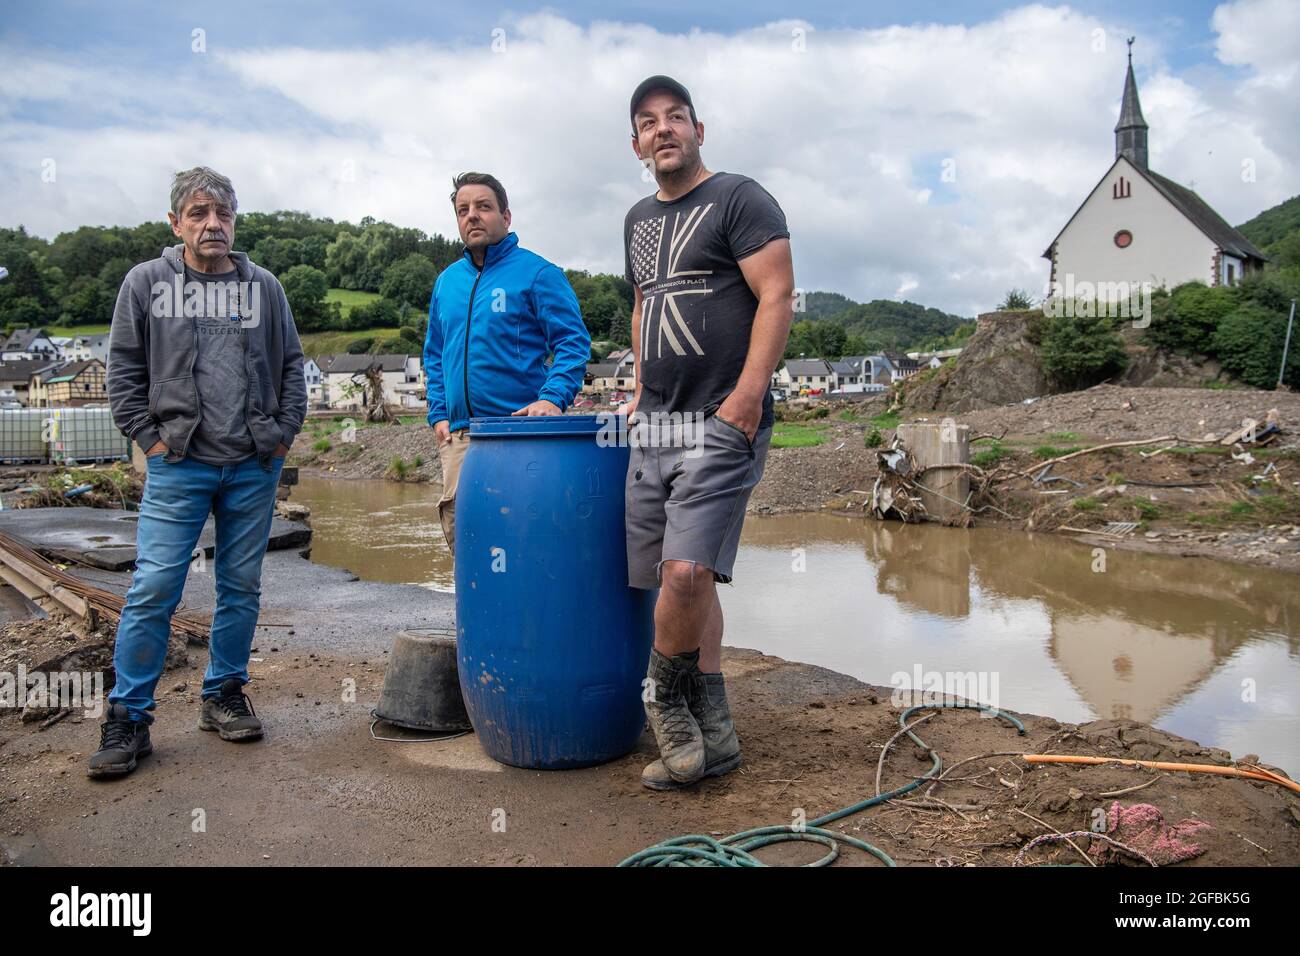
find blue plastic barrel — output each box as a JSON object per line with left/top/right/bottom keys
{"left": 454, "top": 414, "right": 656, "bottom": 769}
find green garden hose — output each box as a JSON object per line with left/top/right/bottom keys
{"left": 618, "top": 701, "right": 1027, "bottom": 867}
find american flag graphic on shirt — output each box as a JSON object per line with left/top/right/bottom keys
{"left": 628, "top": 203, "right": 715, "bottom": 359}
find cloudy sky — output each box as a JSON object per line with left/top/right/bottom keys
{"left": 1, "top": 0, "right": 1296, "bottom": 316}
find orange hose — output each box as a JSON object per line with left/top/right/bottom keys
{"left": 1022, "top": 754, "right": 1300, "bottom": 795}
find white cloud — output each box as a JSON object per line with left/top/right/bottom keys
{"left": 1, "top": 6, "right": 1296, "bottom": 316}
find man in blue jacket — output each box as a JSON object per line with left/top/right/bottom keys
{"left": 424, "top": 172, "right": 590, "bottom": 551}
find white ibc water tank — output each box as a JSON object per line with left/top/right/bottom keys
{"left": 49, "top": 407, "right": 130, "bottom": 463}
{"left": 0, "top": 409, "right": 51, "bottom": 464}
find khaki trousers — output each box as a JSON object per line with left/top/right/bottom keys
{"left": 437, "top": 429, "right": 470, "bottom": 553}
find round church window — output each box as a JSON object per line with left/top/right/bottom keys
{"left": 1114, "top": 229, "right": 1133, "bottom": 248}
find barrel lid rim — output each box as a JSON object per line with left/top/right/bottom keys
{"left": 469, "top": 414, "right": 625, "bottom": 436}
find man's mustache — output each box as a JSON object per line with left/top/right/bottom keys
{"left": 201, "top": 232, "right": 228, "bottom": 243}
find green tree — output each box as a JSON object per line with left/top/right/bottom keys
{"left": 47, "top": 226, "right": 126, "bottom": 283}
{"left": 280, "top": 265, "right": 331, "bottom": 331}
{"left": 325, "top": 233, "right": 368, "bottom": 290}
{"left": 1040, "top": 313, "right": 1129, "bottom": 390}
{"left": 1147, "top": 282, "right": 1237, "bottom": 354}
{"left": 1212, "top": 302, "right": 1299, "bottom": 389}
{"left": 58, "top": 275, "right": 113, "bottom": 326}
{"left": 998, "top": 289, "right": 1035, "bottom": 310}
{"left": 379, "top": 254, "right": 436, "bottom": 313}
{"left": 98, "top": 257, "right": 135, "bottom": 296}
{"left": 300, "top": 234, "right": 329, "bottom": 270}
{"left": 2, "top": 296, "right": 47, "bottom": 328}
{"left": 251, "top": 236, "right": 303, "bottom": 276}
{"left": 347, "top": 296, "right": 402, "bottom": 330}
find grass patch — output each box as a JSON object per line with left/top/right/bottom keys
{"left": 49, "top": 323, "right": 111, "bottom": 336}
{"left": 324, "top": 287, "right": 381, "bottom": 317}
{"left": 971, "top": 441, "right": 1011, "bottom": 468}
{"left": 1044, "top": 431, "right": 1081, "bottom": 442}
{"left": 1072, "top": 497, "right": 1100, "bottom": 512}
{"left": 1131, "top": 498, "right": 1161, "bottom": 520}
{"left": 1186, "top": 493, "right": 1300, "bottom": 528}
{"left": 312, "top": 438, "right": 332, "bottom": 453}
{"left": 870, "top": 411, "right": 901, "bottom": 429}
{"left": 865, "top": 427, "right": 884, "bottom": 448}
{"left": 299, "top": 328, "right": 392, "bottom": 357}
{"left": 386, "top": 456, "right": 417, "bottom": 480}
{"left": 838, "top": 410, "right": 859, "bottom": 422}
{"left": 771, "top": 422, "right": 826, "bottom": 449}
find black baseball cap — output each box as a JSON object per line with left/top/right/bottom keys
{"left": 629, "top": 75, "right": 695, "bottom": 129}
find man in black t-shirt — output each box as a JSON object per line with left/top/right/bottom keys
{"left": 622, "top": 75, "right": 795, "bottom": 791}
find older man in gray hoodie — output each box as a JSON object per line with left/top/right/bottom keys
{"left": 90, "top": 166, "right": 307, "bottom": 779}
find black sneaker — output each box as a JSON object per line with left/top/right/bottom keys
{"left": 87, "top": 703, "right": 152, "bottom": 779}
{"left": 198, "top": 678, "right": 263, "bottom": 741}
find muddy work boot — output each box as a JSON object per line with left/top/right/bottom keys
{"left": 642, "top": 671, "right": 741, "bottom": 791}
{"left": 87, "top": 703, "right": 152, "bottom": 779}
{"left": 642, "top": 648, "right": 705, "bottom": 786}
{"left": 198, "top": 678, "right": 264, "bottom": 741}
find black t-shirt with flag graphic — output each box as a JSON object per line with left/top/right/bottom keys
{"left": 623, "top": 172, "right": 789, "bottom": 427}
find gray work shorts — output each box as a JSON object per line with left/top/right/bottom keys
{"left": 625, "top": 413, "right": 772, "bottom": 590}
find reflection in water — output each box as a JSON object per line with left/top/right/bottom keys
{"left": 293, "top": 478, "right": 1300, "bottom": 777}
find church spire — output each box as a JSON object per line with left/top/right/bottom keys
{"left": 1115, "top": 37, "right": 1149, "bottom": 169}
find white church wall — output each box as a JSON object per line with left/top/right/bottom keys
{"left": 1220, "top": 254, "right": 1245, "bottom": 287}
{"left": 1053, "top": 158, "right": 1218, "bottom": 302}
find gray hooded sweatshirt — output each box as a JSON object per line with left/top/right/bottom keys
{"left": 107, "top": 244, "right": 307, "bottom": 467}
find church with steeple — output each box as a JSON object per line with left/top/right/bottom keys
{"left": 1043, "top": 40, "right": 1266, "bottom": 300}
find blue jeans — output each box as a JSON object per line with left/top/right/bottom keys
{"left": 109, "top": 454, "right": 284, "bottom": 723}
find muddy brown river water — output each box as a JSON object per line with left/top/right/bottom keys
{"left": 293, "top": 475, "right": 1300, "bottom": 777}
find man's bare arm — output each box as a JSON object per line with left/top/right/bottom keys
{"left": 716, "top": 238, "right": 795, "bottom": 438}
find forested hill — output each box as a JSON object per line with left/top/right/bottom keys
{"left": 0, "top": 211, "right": 971, "bottom": 357}
{"left": 1237, "top": 194, "right": 1300, "bottom": 268}
{"left": 791, "top": 291, "right": 974, "bottom": 357}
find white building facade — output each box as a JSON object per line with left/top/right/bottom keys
{"left": 1044, "top": 46, "right": 1266, "bottom": 304}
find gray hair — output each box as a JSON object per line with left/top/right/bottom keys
{"left": 170, "top": 166, "right": 238, "bottom": 217}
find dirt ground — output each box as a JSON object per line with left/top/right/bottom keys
{"left": 3, "top": 639, "right": 1296, "bottom": 867}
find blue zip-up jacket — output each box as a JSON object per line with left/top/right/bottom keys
{"left": 424, "top": 232, "right": 590, "bottom": 432}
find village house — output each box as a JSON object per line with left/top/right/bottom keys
{"left": 318, "top": 354, "right": 424, "bottom": 410}
{"left": 584, "top": 361, "right": 636, "bottom": 394}
{"left": 29, "top": 359, "right": 108, "bottom": 407}
{"left": 50, "top": 336, "right": 95, "bottom": 362}
{"left": 1043, "top": 42, "right": 1267, "bottom": 302}
{"left": 863, "top": 352, "right": 920, "bottom": 385}
{"left": 784, "top": 358, "right": 836, "bottom": 393}
{"left": 605, "top": 347, "right": 636, "bottom": 372}
{"left": 303, "top": 356, "right": 325, "bottom": 407}
{"left": 87, "top": 333, "right": 112, "bottom": 367}
{"left": 0, "top": 359, "right": 59, "bottom": 405}
{"left": 2, "top": 328, "right": 60, "bottom": 362}
{"left": 830, "top": 357, "right": 872, "bottom": 392}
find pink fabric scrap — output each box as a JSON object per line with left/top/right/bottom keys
{"left": 1090, "top": 801, "right": 1211, "bottom": 865}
